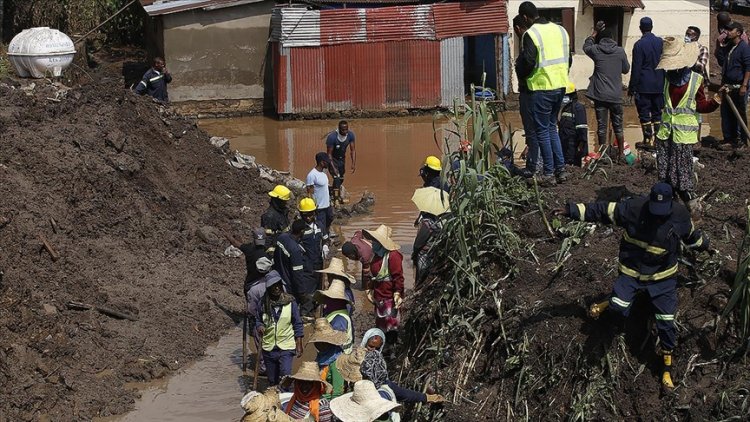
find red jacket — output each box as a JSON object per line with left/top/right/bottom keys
{"left": 369, "top": 250, "right": 404, "bottom": 299}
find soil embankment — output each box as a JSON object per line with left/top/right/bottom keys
{"left": 0, "top": 78, "right": 274, "bottom": 420}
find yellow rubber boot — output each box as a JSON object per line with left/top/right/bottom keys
{"left": 588, "top": 300, "right": 610, "bottom": 319}
{"left": 661, "top": 350, "right": 674, "bottom": 390}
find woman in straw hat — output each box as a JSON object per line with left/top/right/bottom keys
{"left": 309, "top": 318, "right": 350, "bottom": 400}
{"left": 654, "top": 36, "right": 721, "bottom": 216}
{"left": 316, "top": 258, "right": 356, "bottom": 353}
{"left": 329, "top": 380, "right": 402, "bottom": 422}
{"left": 342, "top": 225, "right": 392, "bottom": 290}
{"left": 359, "top": 349, "right": 445, "bottom": 405}
{"left": 279, "top": 362, "right": 334, "bottom": 422}
{"left": 363, "top": 226, "right": 404, "bottom": 353}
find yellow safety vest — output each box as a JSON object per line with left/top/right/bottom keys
{"left": 524, "top": 22, "right": 570, "bottom": 91}
{"left": 373, "top": 252, "right": 391, "bottom": 282}
{"left": 657, "top": 72, "right": 703, "bottom": 144}
{"left": 326, "top": 310, "right": 353, "bottom": 354}
{"left": 262, "top": 303, "right": 296, "bottom": 351}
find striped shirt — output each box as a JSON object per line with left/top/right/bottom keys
{"left": 284, "top": 399, "right": 333, "bottom": 422}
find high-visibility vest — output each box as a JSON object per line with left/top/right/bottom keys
{"left": 657, "top": 72, "right": 703, "bottom": 144}
{"left": 524, "top": 22, "right": 570, "bottom": 91}
{"left": 373, "top": 252, "right": 391, "bottom": 282}
{"left": 262, "top": 303, "right": 296, "bottom": 351}
{"left": 326, "top": 310, "right": 353, "bottom": 354}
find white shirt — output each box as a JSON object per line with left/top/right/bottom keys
{"left": 306, "top": 168, "right": 330, "bottom": 209}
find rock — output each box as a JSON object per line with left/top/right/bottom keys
{"left": 42, "top": 304, "right": 57, "bottom": 315}
{"left": 224, "top": 245, "right": 242, "bottom": 258}
{"left": 286, "top": 178, "right": 306, "bottom": 191}
{"left": 228, "top": 152, "right": 256, "bottom": 169}
{"left": 209, "top": 136, "right": 230, "bottom": 153}
{"left": 196, "top": 225, "right": 220, "bottom": 245}
{"left": 0, "top": 215, "right": 9, "bottom": 229}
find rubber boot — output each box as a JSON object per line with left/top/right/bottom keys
{"left": 333, "top": 188, "right": 341, "bottom": 206}
{"left": 588, "top": 300, "right": 610, "bottom": 319}
{"left": 661, "top": 350, "right": 675, "bottom": 390}
{"left": 636, "top": 123, "right": 655, "bottom": 151}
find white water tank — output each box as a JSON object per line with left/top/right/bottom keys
{"left": 8, "top": 27, "right": 76, "bottom": 78}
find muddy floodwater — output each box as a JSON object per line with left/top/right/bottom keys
{"left": 110, "top": 106, "right": 717, "bottom": 421}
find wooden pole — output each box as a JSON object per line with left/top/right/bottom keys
{"left": 724, "top": 91, "right": 750, "bottom": 144}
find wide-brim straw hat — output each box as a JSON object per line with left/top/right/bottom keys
{"left": 314, "top": 278, "right": 352, "bottom": 304}
{"left": 241, "top": 387, "right": 295, "bottom": 422}
{"left": 656, "top": 37, "right": 699, "bottom": 70}
{"left": 316, "top": 257, "right": 356, "bottom": 284}
{"left": 329, "top": 380, "right": 402, "bottom": 422}
{"left": 363, "top": 225, "right": 400, "bottom": 252}
{"left": 336, "top": 347, "right": 367, "bottom": 383}
{"left": 280, "top": 361, "right": 333, "bottom": 393}
{"left": 308, "top": 317, "right": 349, "bottom": 346}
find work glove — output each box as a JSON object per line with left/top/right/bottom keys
{"left": 366, "top": 289, "right": 375, "bottom": 304}
{"left": 256, "top": 326, "right": 265, "bottom": 336}
{"left": 426, "top": 394, "right": 445, "bottom": 403}
{"left": 322, "top": 244, "right": 330, "bottom": 260}
{"left": 393, "top": 292, "right": 403, "bottom": 309}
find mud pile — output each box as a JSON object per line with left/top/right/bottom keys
{"left": 0, "top": 78, "right": 278, "bottom": 420}
{"left": 398, "top": 150, "right": 750, "bottom": 420}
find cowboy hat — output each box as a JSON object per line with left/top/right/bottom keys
{"left": 314, "top": 278, "right": 352, "bottom": 304}
{"left": 280, "top": 361, "right": 333, "bottom": 393}
{"left": 308, "top": 317, "right": 349, "bottom": 346}
{"left": 656, "top": 37, "right": 699, "bottom": 70}
{"left": 336, "top": 347, "right": 368, "bottom": 383}
{"left": 329, "top": 380, "right": 402, "bottom": 422}
{"left": 363, "top": 225, "right": 400, "bottom": 252}
{"left": 316, "top": 257, "right": 356, "bottom": 284}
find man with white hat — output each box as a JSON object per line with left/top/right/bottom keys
{"left": 363, "top": 226, "right": 404, "bottom": 354}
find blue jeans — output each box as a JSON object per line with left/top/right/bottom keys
{"left": 519, "top": 91, "right": 540, "bottom": 173}
{"left": 609, "top": 274, "right": 677, "bottom": 350}
{"left": 531, "top": 88, "right": 566, "bottom": 176}
{"left": 721, "top": 89, "right": 749, "bottom": 144}
{"left": 262, "top": 347, "right": 295, "bottom": 386}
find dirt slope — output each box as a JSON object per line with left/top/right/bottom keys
{"left": 0, "top": 78, "right": 275, "bottom": 420}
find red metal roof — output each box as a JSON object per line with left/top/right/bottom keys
{"left": 139, "top": 0, "right": 260, "bottom": 16}
{"left": 433, "top": 0, "right": 508, "bottom": 39}
{"left": 586, "top": 0, "right": 645, "bottom": 8}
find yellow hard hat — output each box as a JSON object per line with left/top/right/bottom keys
{"left": 268, "top": 185, "right": 291, "bottom": 201}
{"left": 566, "top": 82, "right": 576, "bottom": 95}
{"left": 298, "top": 197, "right": 317, "bottom": 213}
{"left": 424, "top": 155, "right": 442, "bottom": 171}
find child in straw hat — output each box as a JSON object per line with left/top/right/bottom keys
{"left": 309, "top": 318, "right": 350, "bottom": 400}
{"left": 363, "top": 226, "right": 404, "bottom": 355}
{"left": 279, "top": 362, "right": 334, "bottom": 422}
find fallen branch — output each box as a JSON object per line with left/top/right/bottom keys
{"left": 38, "top": 234, "right": 60, "bottom": 261}
{"left": 66, "top": 301, "right": 139, "bottom": 321}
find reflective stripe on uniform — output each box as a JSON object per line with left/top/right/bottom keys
{"left": 619, "top": 263, "right": 678, "bottom": 281}
{"left": 138, "top": 80, "right": 147, "bottom": 87}
{"left": 576, "top": 203, "right": 586, "bottom": 221}
{"left": 611, "top": 297, "right": 631, "bottom": 308}
{"left": 575, "top": 124, "right": 589, "bottom": 129}
{"left": 655, "top": 314, "right": 675, "bottom": 321}
{"left": 657, "top": 72, "right": 702, "bottom": 144}
{"left": 277, "top": 242, "right": 290, "bottom": 257}
{"left": 685, "top": 236, "right": 703, "bottom": 248}
{"left": 622, "top": 233, "right": 667, "bottom": 255}
{"left": 292, "top": 265, "right": 303, "bottom": 271}
{"left": 265, "top": 229, "right": 275, "bottom": 235}
{"left": 149, "top": 74, "right": 164, "bottom": 82}
{"left": 561, "top": 112, "right": 574, "bottom": 118}
{"left": 607, "top": 202, "right": 617, "bottom": 224}
{"left": 525, "top": 22, "right": 570, "bottom": 90}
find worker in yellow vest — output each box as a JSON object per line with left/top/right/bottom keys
{"left": 517, "top": 1, "right": 572, "bottom": 187}
{"left": 256, "top": 272, "right": 304, "bottom": 386}
{"left": 315, "top": 259, "right": 355, "bottom": 354}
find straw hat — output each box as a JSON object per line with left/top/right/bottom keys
{"left": 363, "top": 225, "right": 400, "bottom": 252}
{"left": 280, "top": 361, "right": 333, "bottom": 392}
{"left": 316, "top": 257, "right": 356, "bottom": 284}
{"left": 308, "top": 317, "right": 349, "bottom": 346}
{"left": 336, "top": 347, "right": 368, "bottom": 383}
{"left": 656, "top": 37, "right": 699, "bottom": 70}
{"left": 329, "top": 380, "right": 402, "bottom": 422}
{"left": 314, "top": 279, "right": 353, "bottom": 304}
{"left": 240, "top": 387, "right": 295, "bottom": 422}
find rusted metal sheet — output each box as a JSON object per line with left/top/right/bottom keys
{"left": 320, "top": 9, "right": 367, "bottom": 45}
{"left": 278, "top": 40, "right": 442, "bottom": 114}
{"left": 365, "top": 5, "right": 435, "bottom": 43}
{"left": 440, "top": 37, "right": 464, "bottom": 107}
{"left": 271, "top": 7, "right": 321, "bottom": 47}
{"left": 433, "top": 0, "right": 508, "bottom": 38}
{"left": 587, "top": 0, "right": 645, "bottom": 8}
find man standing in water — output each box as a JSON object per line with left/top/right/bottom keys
{"left": 326, "top": 121, "right": 356, "bottom": 206}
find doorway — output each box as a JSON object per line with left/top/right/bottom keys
{"left": 464, "top": 34, "right": 497, "bottom": 91}
{"left": 593, "top": 7, "right": 625, "bottom": 45}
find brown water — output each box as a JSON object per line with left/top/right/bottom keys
{"left": 110, "top": 105, "right": 719, "bottom": 421}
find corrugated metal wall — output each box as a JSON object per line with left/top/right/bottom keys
{"left": 433, "top": 0, "right": 508, "bottom": 38}
{"left": 440, "top": 37, "right": 464, "bottom": 107}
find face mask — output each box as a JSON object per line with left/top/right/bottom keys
{"left": 684, "top": 36, "right": 692, "bottom": 43}
{"left": 373, "top": 242, "right": 387, "bottom": 257}
{"left": 562, "top": 96, "right": 571, "bottom": 105}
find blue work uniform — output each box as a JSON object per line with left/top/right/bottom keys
{"left": 134, "top": 68, "right": 172, "bottom": 102}
{"left": 558, "top": 96, "right": 588, "bottom": 166}
{"left": 568, "top": 196, "right": 708, "bottom": 350}
{"left": 630, "top": 32, "right": 665, "bottom": 138}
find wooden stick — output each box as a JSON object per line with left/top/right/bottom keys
{"left": 38, "top": 234, "right": 60, "bottom": 261}
{"left": 66, "top": 301, "right": 138, "bottom": 321}
{"left": 724, "top": 91, "right": 750, "bottom": 143}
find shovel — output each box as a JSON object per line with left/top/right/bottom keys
{"left": 724, "top": 90, "right": 750, "bottom": 144}
{"left": 242, "top": 314, "right": 248, "bottom": 374}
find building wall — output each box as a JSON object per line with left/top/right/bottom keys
{"left": 507, "top": 0, "right": 709, "bottom": 93}
{"left": 161, "top": 1, "right": 274, "bottom": 104}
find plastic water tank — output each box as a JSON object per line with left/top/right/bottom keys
{"left": 8, "top": 27, "right": 76, "bottom": 78}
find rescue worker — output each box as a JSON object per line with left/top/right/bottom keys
{"left": 513, "top": 14, "right": 540, "bottom": 177}
{"left": 363, "top": 225, "right": 404, "bottom": 356}
{"left": 558, "top": 82, "right": 589, "bottom": 167}
{"left": 419, "top": 156, "right": 443, "bottom": 190}
{"left": 273, "top": 220, "right": 309, "bottom": 307}
{"left": 298, "top": 198, "right": 328, "bottom": 317}
{"left": 516, "top": 1, "right": 571, "bottom": 187}
{"left": 719, "top": 22, "right": 750, "bottom": 149}
{"left": 307, "top": 152, "right": 334, "bottom": 232}
{"left": 262, "top": 185, "right": 292, "bottom": 254}
{"left": 326, "top": 121, "right": 356, "bottom": 205}
{"left": 555, "top": 182, "right": 710, "bottom": 390}
{"left": 629, "top": 17, "right": 665, "bottom": 151}
{"left": 134, "top": 57, "right": 172, "bottom": 103}
{"left": 655, "top": 37, "right": 721, "bottom": 215}
{"left": 255, "top": 272, "right": 304, "bottom": 387}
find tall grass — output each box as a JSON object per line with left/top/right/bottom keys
{"left": 723, "top": 205, "right": 750, "bottom": 354}
{"left": 0, "top": 45, "right": 10, "bottom": 79}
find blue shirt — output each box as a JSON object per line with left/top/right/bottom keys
{"left": 629, "top": 33, "right": 665, "bottom": 94}
{"left": 306, "top": 168, "right": 330, "bottom": 209}
{"left": 721, "top": 41, "right": 750, "bottom": 85}
{"left": 325, "top": 131, "right": 355, "bottom": 160}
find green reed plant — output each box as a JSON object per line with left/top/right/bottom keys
{"left": 723, "top": 205, "right": 750, "bottom": 353}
